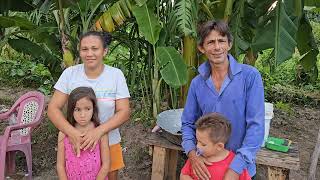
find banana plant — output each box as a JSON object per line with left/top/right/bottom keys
{"left": 97, "top": 0, "right": 188, "bottom": 117}
{"left": 0, "top": 12, "right": 62, "bottom": 79}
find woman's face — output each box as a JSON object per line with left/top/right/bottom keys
{"left": 79, "top": 35, "right": 107, "bottom": 69}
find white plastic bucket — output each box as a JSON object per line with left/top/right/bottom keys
{"left": 262, "top": 102, "right": 274, "bottom": 147}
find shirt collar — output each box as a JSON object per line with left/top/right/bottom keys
{"left": 198, "top": 54, "right": 242, "bottom": 79}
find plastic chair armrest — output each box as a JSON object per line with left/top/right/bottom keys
{"left": 0, "top": 111, "right": 10, "bottom": 121}
{"left": 4, "top": 118, "right": 42, "bottom": 135}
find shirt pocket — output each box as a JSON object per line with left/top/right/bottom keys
{"left": 232, "top": 97, "right": 246, "bottom": 117}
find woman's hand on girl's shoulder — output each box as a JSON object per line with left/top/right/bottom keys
{"left": 81, "top": 126, "right": 104, "bottom": 151}
{"left": 68, "top": 128, "right": 85, "bottom": 157}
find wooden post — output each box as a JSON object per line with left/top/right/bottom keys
{"left": 166, "top": 149, "right": 179, "bottom": 180}
{"left": 308, "top": 128, "right": 320, "bottom": 180}
{"left": 267, "top": 166, "right": 289, "bottom": 180}
{"left": 151, "top": 146, "right": 167, "bottom": 180}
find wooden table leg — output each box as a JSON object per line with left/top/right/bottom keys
{"left": 151, "top": 146, "right": 167, "bottom": 180}
{"left": 267, "top": 166, "right": 289, "bottom": 180}
{"left": 166, "top": 149, "right": 179, "bottom": 180}
{"left": 151, "top": 146, "right": 179, "bottom": 180}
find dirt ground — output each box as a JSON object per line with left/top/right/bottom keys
{"left": 0, "top": 87, "right": 320, "bottom": 180}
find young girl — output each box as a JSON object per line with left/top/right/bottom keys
{"left": 180, "top": 113, "right": 251, "bottom": 180}
{"left": 56, "top": 87, "right": 110, "bottom": 180}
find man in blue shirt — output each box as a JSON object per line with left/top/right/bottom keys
{"left": 181, "top": 20, "right": 265, "bottom": 180}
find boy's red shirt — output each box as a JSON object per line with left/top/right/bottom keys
{"left": 181, "top": 151, "right": 251, "bottom": 180}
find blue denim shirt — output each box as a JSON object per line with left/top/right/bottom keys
{"left": 181, "top": 54, "right": 265, "bottom": 176}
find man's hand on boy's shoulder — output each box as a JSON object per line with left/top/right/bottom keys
{"left": 188, "top": 150, "right": 212, "bottom": 180}
{"left": 223, "top": 169, "right": 240, "bottom": 180}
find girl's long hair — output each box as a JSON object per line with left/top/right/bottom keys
{"left": 67, "top": 87, "right": 100, "bottom": 127}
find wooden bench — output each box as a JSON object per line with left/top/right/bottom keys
{"left": 145, "top": 132, "right": 300, "bottom": 180}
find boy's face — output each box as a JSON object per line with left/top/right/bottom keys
{"left": 196, "top": 129, "right": 224, "bottom": 158}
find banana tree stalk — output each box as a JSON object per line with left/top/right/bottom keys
{"left": 224, "top": 0, "right": 234, "bottom": 22}
{"left": 180, "top": 35, "right": 197, "bottom": 106}
{"left": 58, "top": 0, "right": 67, "bottom": 52}
{"left": 244, "top": 47, "right": 257, "bottom": 66}
{"left": 152, "top": 45, "right": 160, "bottom": 118}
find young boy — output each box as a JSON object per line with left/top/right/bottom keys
{"left": 180, "top": 113, "right": 251, "bottom": 180}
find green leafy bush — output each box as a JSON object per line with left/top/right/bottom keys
{"left": 0, "top": 57, "right": 54, "bottom": 95}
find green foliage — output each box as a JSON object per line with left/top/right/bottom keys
{"left": 252, "top": 1, "right": 298, "bottom": 65}
{"left": 274, "top": 101, "right": 293, "bottom": 115}
{"left": 0, "top": 57, "right": 54, "bottom": 95}
{"left": 131, "top": 3, "right": 162, "bottom": 45}
{"left": 310, "top": 21, "right": 320, "bottom": 46}
{"left": 173, "top": 0, "right": 198, "bottom": 37}
{"left": 257, "top": 47, "right": 320, "bottom": 107}
{"left": 156, "top": 46, "right": 188, "bottom": 88}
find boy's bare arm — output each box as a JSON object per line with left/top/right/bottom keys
{"left": 96, "top": 134, "right": 110, "bottom": 180}
{"left": 56, "top": 132, "right": 68, "bottom": 180}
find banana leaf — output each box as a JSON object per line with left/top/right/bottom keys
{"left": 0, "top": 16, "right": 35, "bottom": 30}
{"left": 174, "top": 0, "right": 197, "bottom": 37}
{"left": 296, "top": 14, "right": 319, "bottom": 72}
{"left": 252, "top": 1, "right": 298, "bottom": 65}
{"left": 156, "top": 46, "right": 187, "bottom": 88}
{"left": 132, "top": 3, "right": 162, "bottom": 45}
{"left": 97, "top": 0, "right": 132, "bottom": 32}
{"left": 8, "top": 37, "right": 62, "bottom": 79}
{"left": 0, "top": 0, "right": 36, "bottom": 13}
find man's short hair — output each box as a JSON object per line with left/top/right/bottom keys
{"left": 198, "top": 19, "right": 233, "bottom": 46}
{"left": 196, "top": 113, "right": 231, "bottom": 144}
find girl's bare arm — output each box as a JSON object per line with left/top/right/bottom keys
{"left": 96, "top": 134, "right": 110, "bottom": 180}
{"left": 180, "top": 173, "right": 194, "bottom": 180}
{"left": 56, "top": 131, "right": 68, "bottom": 180}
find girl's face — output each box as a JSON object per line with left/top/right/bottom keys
{"left": 196, "top": 129, "right": 223, "bottom": 158}
{"left": 79, "top": 35, "right": 107, "bottom": 70}
{"left": 73, "top": 97, "right": 94, "bottom": 127}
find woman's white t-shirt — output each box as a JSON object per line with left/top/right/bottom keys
{"left": 54, "top": 64, "right": 130, "bottom": 145}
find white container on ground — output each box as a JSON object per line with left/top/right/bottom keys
{"left": 262, "top": 102, "right": 274, "bottom": 147}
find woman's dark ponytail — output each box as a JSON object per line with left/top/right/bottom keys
{"left": 102, "top": 32, "right": 112, "bottom": 47}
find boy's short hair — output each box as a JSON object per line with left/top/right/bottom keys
{"left": 195, "top": 113, "right": 231, "bottom": 144}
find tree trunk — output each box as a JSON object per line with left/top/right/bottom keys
{"left": 308, "top": 128, "right": 320, "bottom": 180}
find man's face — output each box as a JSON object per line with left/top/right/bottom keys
{"left": 198, "top": 30, "right": 232, "bottom": 66}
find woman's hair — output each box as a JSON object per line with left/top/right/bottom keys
{"left": 198, "top": 19, "right": 233, "bottom": 46}
{"left": 79, "top": 31, "right": 112, "bottom": 49}
{"left": 67, "top": 87, "right": 100, "bottom": 127}
{"left": 196, "top": 113, "right": 231, "bottom": 144}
